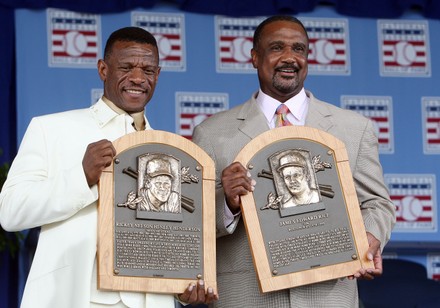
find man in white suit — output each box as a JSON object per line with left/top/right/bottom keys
{"left": 193, "top": 15, "right": 395, "bottom": 307}
{"left": 0, "top": 27, "right": 217, "bottom": 308}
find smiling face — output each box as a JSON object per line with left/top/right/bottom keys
{"left": 149, "top": 175, "right": 172, "bottom": 205}
{"left": 251, "top": 20, "right": 309, "bottom": 102}
{"left": 97, "top": 40, "right": 161, "bottom": 113}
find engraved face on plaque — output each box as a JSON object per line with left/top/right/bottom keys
{"left": 138, "top": 155, "right": 181, "bottom": 214}
{"left": 269, "top": 149, "right": 321, "bottom": 210}
{"left": 134, "top": 154, "right": 184, "bottom": 221}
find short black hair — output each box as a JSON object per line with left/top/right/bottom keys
{"left": 103, "top": 27, "right": 158, "bottom": 59}
{"left": 253, "top": 15, "right": 309, "bottom": 50}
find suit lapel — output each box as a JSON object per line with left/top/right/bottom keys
{"left": 305, "top": 91, "right": 334, "bottom": 132}
{"left": 237, "top": 97, "right": 270, "bottom": 139}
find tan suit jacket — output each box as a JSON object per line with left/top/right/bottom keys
{"left": 192, "top": 90, "right": 395, "bottom": 308}
{"left": 0, "top": 99, "right": 175, "bottom": 308}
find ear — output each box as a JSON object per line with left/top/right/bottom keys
{"left": 97, "top": 59, "right": 107, "bottom": 81}
{"left": 145, "top": 179, "right": 152, "bottom": 189}
{"left": 251, "top": 48, "right": 258, "bottom": 69}
{"left": 154, "top": 66, "right": 161, "bottom": 83}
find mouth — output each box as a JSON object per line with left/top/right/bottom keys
{"left": 124, "top": 88, "right": 146, "bottom": 96}
{"left": 276, "top": 66, "right": 298, "bottom": 77}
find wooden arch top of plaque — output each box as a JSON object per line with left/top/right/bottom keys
{"left": 234, "top": 126, "right": 373, "bottom": 293}
{"left": 98, "top": 130, "right": 216, "bottom": 294}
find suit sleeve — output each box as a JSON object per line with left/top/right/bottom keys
{"left": 0, "top": 117, "right": 97, "bottom": 231}
{"left": 192, "top": 124, "right": 238, "bottom": 238}
{"left": 353, "top": 119, "right": 396, "bottom": 248}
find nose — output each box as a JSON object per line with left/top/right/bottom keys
{"left": 280, "top": 47, "right": 302, "bottom": 64}
{"left": 281, "top": 51, "right": 297, "bottom": 64}
{"left": 128, "top": 67, "right": 146, "bottom": 84}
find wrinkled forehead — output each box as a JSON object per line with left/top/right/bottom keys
{"left": 110, "top": 41, "right": 159, "bottom": 64}
{"left": 260, "top": 21, "right": 308, "bottom": 44}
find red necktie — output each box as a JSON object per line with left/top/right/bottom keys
{"left": 275, "top": 104, "right": 292, "bottom": 127}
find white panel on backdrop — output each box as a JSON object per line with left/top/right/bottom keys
{"left": 175, "top": 92, "right": 229, "bottom": 139}
{"left": 422, "top": 97, "right": 440, "bottom": 154}
{"left": 341, "top": 95, "right": 394, "bottom": 154}
{"left": 215, "top": 16, "right": 264, "bottom": 73}
{"left": 46, "top": 8, "right": 101, "bottom": 68}
{"left": 385, "top": 174, "right": 437, "bottom": 232}
{"left": 378, "top": 19, "right": 431, "bottom": 77}
{"left": 301, "top": 17, "right": 351, "bottom": 75}
{"left": 427, "top": 253, "right": 440, "bottom": 280}
{"left": 132, "top": 11, "right": 186, "bottom": 72}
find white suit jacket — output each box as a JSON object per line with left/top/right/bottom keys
{"left": 0, "top": 99, "right": 175, "bottom": 308}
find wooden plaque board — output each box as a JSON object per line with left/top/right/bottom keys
{"left": 234, "top": 126, "right": 373, "bottom": 293}
{"left": 98, "top": 130, "right": 216, "bottom": 294}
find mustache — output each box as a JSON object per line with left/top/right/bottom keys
{"left": 275, "top": 64, "right": 299, "bottom": 71}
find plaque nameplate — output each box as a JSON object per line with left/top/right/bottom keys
{"left": 98, "top": 130, "right": 216, "bottom": 294}
{"left": 234, "top": 126, "right": 373, "bottom": 293}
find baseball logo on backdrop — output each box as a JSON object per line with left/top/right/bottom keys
{"left": 301, "top": 18, "right": 350, "bottom": 75}
{"left": 341, "top": 95, "right": 394, "bottom": 154}
{"left": 422, "top": 97, "right": 440, "bottom": 154}
{"left": 47, "top": 8, "right": 100, "bottom": 68}
{"left": 176, "top": 92, "right": 228, "bottom": 139}
{"left": 215, "top": 16, "right": 264, "bottom": 73}
{"left": 132, "top": 12, "right": 186, "bottom": 72}
{"left": 378, "top": 20, "right": 431, "bottom": 77}
{"left": 385, "top": 174, "right": 437, "bottom": 232}
{"left": 427, "top": 254, "right": 440, "bottom": 280}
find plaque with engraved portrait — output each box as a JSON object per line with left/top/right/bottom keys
{"left": 234, "top": 126, "right": 373, "bottom": 293}
{"left": 98, "top": 130, "right": 216, "bottom": 294}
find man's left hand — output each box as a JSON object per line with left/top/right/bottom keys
{"left": 178, "top": 279, "right": 218, "bottom": 305}
{"left": 350, "top": 232, "right": 383, "bottom": 280}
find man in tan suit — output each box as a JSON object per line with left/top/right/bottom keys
{"left": 0, "top": 27, "right": 216, "bottom": 308}
{"left": 193, "top": 15, "right": 395, "bottom": 307}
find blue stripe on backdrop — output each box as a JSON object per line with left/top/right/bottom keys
{"left": 0, "top": 7, "right": 16, "bottom": 165}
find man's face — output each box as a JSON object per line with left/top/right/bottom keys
{"left": 149, "top": 175, "right": 172, "bottom": 204}
{"left": 282, "top": 166, "right": 308, "bottom": 196}
{"left": 98, "top": 40, "right": 161, "bottom": 113}
{"left": 251, "top": 20, "right": 308, "bottom": 102}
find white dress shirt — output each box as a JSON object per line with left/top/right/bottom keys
{"left": 256, "top": 87, "right": 309, "bottom": 128}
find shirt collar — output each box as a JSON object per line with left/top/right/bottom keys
{"left": 91, "top": 97, "right": 151, "bottom": 130}
{"left": 256, "top": 88, "right": 308, "bottom": 125}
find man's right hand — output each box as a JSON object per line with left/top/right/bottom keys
{"left": 221, "top": 162, "right": 256, "bottom": 214}
{"left": 82, "top": 139, "right": 116, "bottom": 186}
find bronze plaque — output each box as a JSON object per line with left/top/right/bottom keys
{"left": 98, "top": 130, "right": 216, "bottom": 294}
{"left": 235, "top": 126, "right": 373, "bottom": 293}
